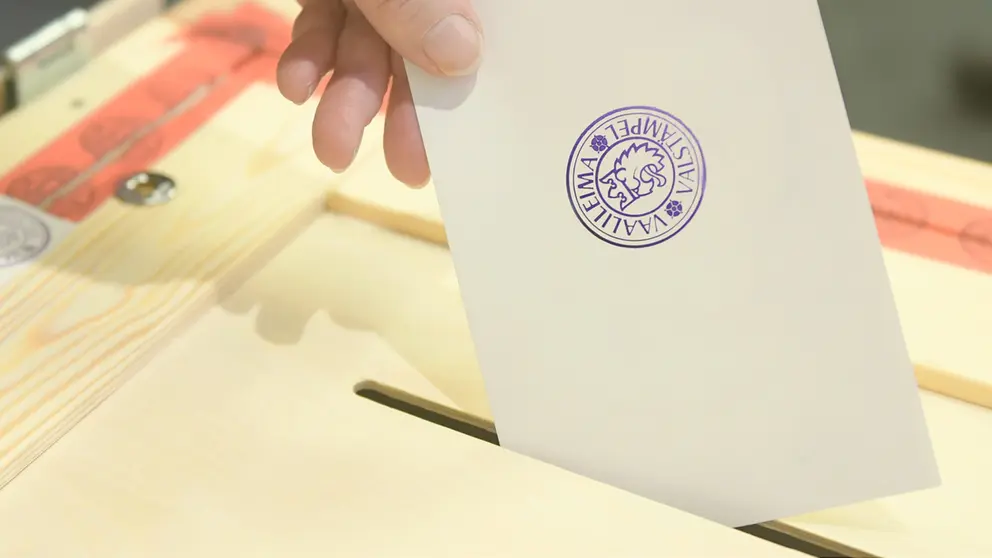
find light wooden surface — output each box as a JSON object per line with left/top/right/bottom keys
{"left": 316, "top": 42, "right": 992, "bottom": 558}
{"left": 0, "top": 0, "right": 989, "bottom": 556}
{"left": 0, "top": 3, "right": 804, "bottom": 556}
{"left": 854, "top": 133, "right": 992, "bottom": 409}
{"left": 333, "top": 147, "right": 992, "bottom": 557}
{"left": 337, "top": 143, "right": 992, "bottom": 557}
{"left": 0, "top": 216, "right": 806, "bottom": 557}
{"left": 0, "top": 15, "right": 328, "bottom": 489}
{"left": 333, "top": 132, "right": 992, "bottom": 413}
{"left": 334, "top": 144, "right": 992, "bottom": 557}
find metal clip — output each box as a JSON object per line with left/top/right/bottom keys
{"left": 4, "top": 8, "right": 89, "bottom": 107}
{"left": 116, "top": 172, "right": 177, "bottom": 206}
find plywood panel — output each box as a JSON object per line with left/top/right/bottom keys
{"left": 0, "top": 1, "right": 803, "bottom": 555}
{"left": 0, "top": 10, "right": 330, "bottom": 487}
{"left": 1, "top": 0, "right": 989, "bottom": 555}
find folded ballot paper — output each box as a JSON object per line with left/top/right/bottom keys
{"left": 406, "top": 0, "right": 940, "bottom": 526}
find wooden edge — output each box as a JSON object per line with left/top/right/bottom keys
{"left": 852, "top": 131, "right": 992, "bottom": 182}
{"left": 0, "top": 7, "right": 330, "bottom": 487}
{"left": 915, "top": 364, "right": 992, "bottom": 411}
{"left": 855, "top": 132, "right": 992, "bottom": 411}
{"left": 326, "top": 190, "right": 447, "bottom": 247}
{"left": 324, "top": 115, "right": 448, "bottom": 247}
{"left": 329, "top": 131, "right": 992, "bottom": 246}
{"left": 0, "top": 160, "right": 325, "bottom": 490}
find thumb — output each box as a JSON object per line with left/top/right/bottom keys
{"left": 352, "top": 0, "right": 483, "bottom": 77}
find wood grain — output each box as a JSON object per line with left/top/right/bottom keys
{"left": 0, "top": 3, "right": 809, "bottom": 555}
{"left": 0, "top": 212, "right": 805, "bottom": 557}
{"left": 321, "top": 130, "right": 992, "bottom": 555}
{"left": 0, "top": 0, "right": 989, "bottom": 555}
{"left": 321, "top": 184, "right": 992, "bottom": 557}
{"left": 0, "top": 18, "right": 330, "bottom": 489}
{"left": 326, "top": 132, "right": 448, "bottom": 246}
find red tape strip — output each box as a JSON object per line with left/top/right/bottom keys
{"left": 0, "top": 2, "right": 290, "bottom": 222}
{"left": 869, "top": 179, "right": 992, "bottom": 274}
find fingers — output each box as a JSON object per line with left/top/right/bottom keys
{"left": 281, "top": 0, "right": 443, "bottom": 184}
{"left": 312, "top": 7, "right": 391, "bottom": 171}
{"left": 352, "top": 0, "right": 483, "bottom": 77}
{"left": 276, "top": 0, "right": 344, "bottom": 104}
{"left": 384, "top": 52, "right": 430, "bottom": 187}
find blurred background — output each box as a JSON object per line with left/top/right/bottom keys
{"left": 1, "top": 0, "right": 991, "bottom": 163}
{"left": 819, "top": 0, "right": 992, "bottom": 163}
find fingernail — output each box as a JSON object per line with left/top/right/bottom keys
{"left": 292, "top": 81, "right": 316, "bottom": 105}
{"left": 330, "top": 146, "right": 360, "bottom": 174}
{"left": 423, "top": 15, "right": 483, "bottom": 76}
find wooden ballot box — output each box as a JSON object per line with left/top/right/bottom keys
{"left": 0, "top": 0, "right": 990, "bottom": 556}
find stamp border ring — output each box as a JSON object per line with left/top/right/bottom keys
{"left": 565, "top": 105, "right": 707, "bottom": 249}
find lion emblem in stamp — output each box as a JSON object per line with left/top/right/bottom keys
{"left": 0, "top": 206, "right": 51, "bottom": 268}
{"left": 566, "top": 106, "right": 706, "bottom": 248}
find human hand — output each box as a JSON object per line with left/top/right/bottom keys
{"left": 276, "top": 0, "right": 483, "bottom": 187}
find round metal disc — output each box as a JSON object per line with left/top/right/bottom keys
{"left": 115, "top": 172, "right": 177, "bottom": 206}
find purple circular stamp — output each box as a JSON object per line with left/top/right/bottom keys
{"left": 566, "top": 106, "right": 706, "bottom": 248}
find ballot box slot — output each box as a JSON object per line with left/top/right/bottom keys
{"left": 354, "top": 380, "right": 499, "bottom": 445}
{"left": 353, "top": 381, "right": 874, "bottom": 558}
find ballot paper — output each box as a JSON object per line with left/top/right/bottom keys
{"left": 406, "top": 0, "right": 940, "bottom": 526}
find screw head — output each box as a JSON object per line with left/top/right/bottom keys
{"left": 116, "top": 172, "right": 176, "bottom": 206}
